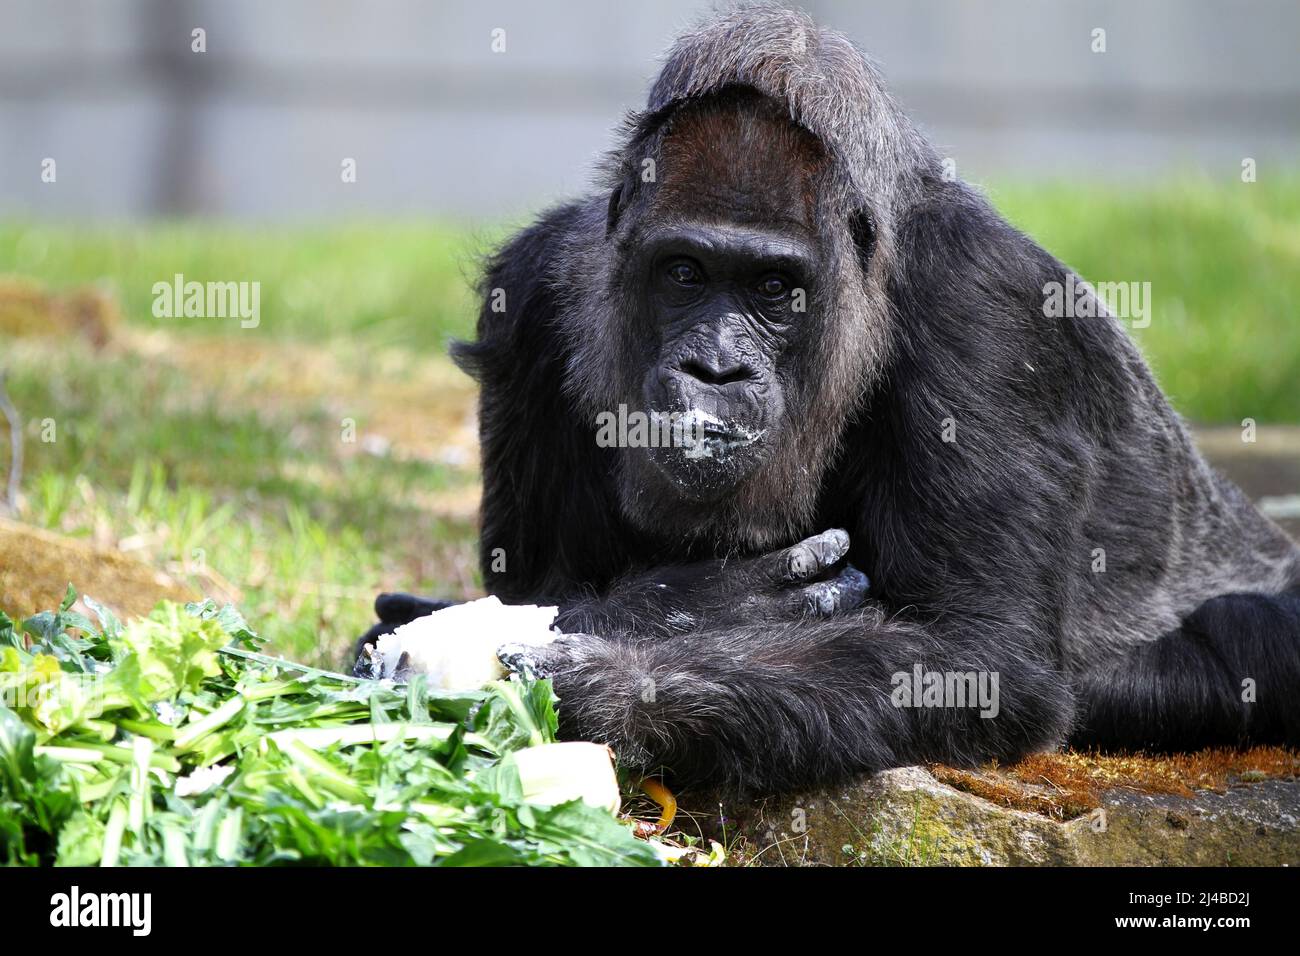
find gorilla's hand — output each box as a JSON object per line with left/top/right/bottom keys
{"left": 556, "top": 529, "right": 870, "bottom": 637}
{"left": 751, "top": 529, "right": 869, "bottom": 615}
{"left": 730, "top": 529, "right": 870, "bottom": 619}
{"left": 375, "top": 593, "right": 458, "bottom": 625}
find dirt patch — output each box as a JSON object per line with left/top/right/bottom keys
{"left": 0, "top": 275, "right": 119, "bottom": 348}
{"left": 2, "top": 276, "right": 478, "bottom": 469}
{"left": 127, "top": 330, "right": 479, "bottom": 467}
{"left": 932, "top": 746, "right": 1300, "bottom": 821}
{"left": 0, "top": 517, "right": 194, "bottom": 622}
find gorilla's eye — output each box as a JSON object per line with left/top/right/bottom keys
{"left": 758, "top": 275, "right": 789, "bottom": 299}
{"left": 666, "top": 261, "right": 702, "bottom": 286}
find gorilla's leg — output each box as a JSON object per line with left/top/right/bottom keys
{"left": 530, "top": 609, "right": 1073, "bottom": 795}
{"left": 1071, "top": 589, "right": 1300, "bottom": 751}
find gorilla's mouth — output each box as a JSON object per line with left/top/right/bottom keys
{"left": 639, "top": 407, "right": 770, "bottom": 502}
{"left": 689, "top": 421, "right": 764, "bottom": 459}
{"left": 636, "top": 368, "right": 779, "bottom": 499}
{"left": 675, "top": 408, "right": 764, "bottom": 460}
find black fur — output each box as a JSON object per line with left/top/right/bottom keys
{"left": 1072, "top": 590, "right": 1300, "bottom": 750}
{"left": 371, "top": 7, "right": 1300, "bottom": 796}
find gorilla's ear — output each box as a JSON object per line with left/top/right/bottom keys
{"left": 605, "top": 184, "right": 627, "bottom": 237}
{"left": 605, "top": 161, "right": 642, "bottom": 237}
{"left": 848, "top": 208, "right": 878, "bottom": 272}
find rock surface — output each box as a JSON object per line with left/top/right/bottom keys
{"left": 710, "top": 763, "right": 1300, "bottom": 866}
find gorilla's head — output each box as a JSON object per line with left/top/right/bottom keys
{"left": 628, "top": 91, "right": 831, "bottom": 500}
{"left": 562, "top": 85, "right": 894, "bottom": 550}
{"left": 548, "top": 3, "right": 944, "bottom": 552}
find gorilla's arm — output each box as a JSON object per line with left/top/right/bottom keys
{"left": 553, "top": 529, "right": 871, "bottom": 637}
{"left": 528, "top": 610, "right": 1072, "bottom": 795}
{"left": 358, "top": 529, "right": 870, "bottom": 665}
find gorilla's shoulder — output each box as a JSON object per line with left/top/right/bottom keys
{"left": 896, "top": 182, "right": 1062, "bottom": 290}
{"left": 482, "top": 200, "right": 591, "bottom": 286}
{"left": 453, "top": 199, "right": 597, "bottom": 382}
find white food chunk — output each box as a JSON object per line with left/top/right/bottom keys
{"left": 375, "top": 596, "right": 559, "bottom": 690}
{"left": 513, "top": 742, "right": 622, "bottom": 814}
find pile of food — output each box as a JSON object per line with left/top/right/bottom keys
{"left": 0, "top": 587, "right": 690, "bottom": 866}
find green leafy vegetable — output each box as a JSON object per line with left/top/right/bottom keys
{"left": 0, "top": 589, "right": 663, "bottom": 867}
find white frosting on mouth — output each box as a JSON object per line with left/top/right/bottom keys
{"left": 676, "top": 407, "right": 764, "bottom": 459}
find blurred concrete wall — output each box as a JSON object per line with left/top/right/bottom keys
{"left": 1, "top": 0, "right": 1297, "bottom": 221}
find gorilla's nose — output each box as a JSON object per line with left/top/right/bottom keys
{"left": 678, "top": 355, "right": 755, "bottom": 387}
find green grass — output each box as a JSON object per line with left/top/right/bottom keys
{"left": 1, "top": 176, "right": 1297, "bottom": 666}
{"left": 3, "top": 341, "right": 478, "bottom": 666}
{"left": 989, "top": 175, "right": 1300, "bottom": 423}
{"left": 0, "top": 222, "right": 494, "bottom": 351}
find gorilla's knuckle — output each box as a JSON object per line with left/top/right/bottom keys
{"left": 786, "top": 547, "right": 816, "bottom": 580}
{"left": 799, "top": 583, "right": 837, "bottom": 617}
{"left": 822, "top": 528, "right": 851, "bottom": 556}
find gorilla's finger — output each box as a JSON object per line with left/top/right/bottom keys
{"left": 351, "top": 618, "right": 401, "bottom": 674}
{"left": 794, "top": 564, "right": 870, "bottom": 617}
{"left": 374, "top": 593, "right": 456, "bottom": 624}
{"left": 498, "top": 634, "right": 582, "bottom": 680}
{"left": 770, "top": 529, "right": 851, "bottom": 584}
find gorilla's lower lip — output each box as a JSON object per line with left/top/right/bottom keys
{"left": 685, "top": 424, "right": 764, "bottom": 458}
{"left": 702, "top": 425, "right": 745, "bottom": 440}
{"left": 676, "top": 409, "right": 762, "bottom": 445}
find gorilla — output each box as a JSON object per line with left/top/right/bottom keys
{"left": 359, "top": 7, "right": 1300, "bottom": 795}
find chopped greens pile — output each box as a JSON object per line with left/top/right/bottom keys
{"left": 0, "top": 588, "right": 663, "bottom": 866}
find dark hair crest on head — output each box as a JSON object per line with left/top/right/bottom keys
{"left": 612, "top": 4, "right": 940, "bottom": 232}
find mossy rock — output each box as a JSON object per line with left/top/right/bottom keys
{"left": 708, "top": 754, "right": 1300, "bottom": 866}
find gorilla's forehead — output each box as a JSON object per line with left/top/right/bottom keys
{"left": 649, "top": 93, "right": 829, "bottom": 234}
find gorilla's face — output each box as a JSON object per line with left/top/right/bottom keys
{"left": 632, "top": 221, "right": 814, "bottom": 500}
{"left": 607, "top": 90, "right": 832, "bottom": 508}
{"left": 583, "top": 88, "right": 875, "bottom": 548}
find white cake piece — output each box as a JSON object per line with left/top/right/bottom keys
{"left": 374, "top": 595, "right": 559, "bottom": 690}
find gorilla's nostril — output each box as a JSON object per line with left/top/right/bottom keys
{"left": 680, "top": 358, "right": 753, "bottom": 386}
